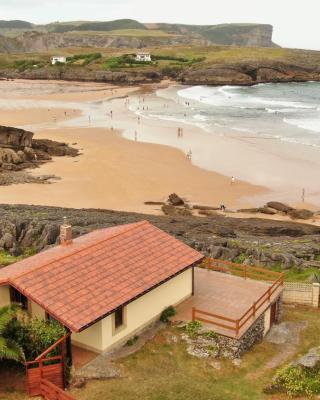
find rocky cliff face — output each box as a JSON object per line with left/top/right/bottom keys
{"left": 13, "top": 31, "right": 207, "bottom": 52}
{"left": 178, "top": 60, "right": 320, "bottom": 86}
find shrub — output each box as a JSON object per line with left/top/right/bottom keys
{"left": 5, "top": 317, "right": 66, "bottom": 361}
{"left": 202, "top": 330, "right": 218, "bottom": 340}
{"left": 268, "top": 365, "right": 320, "bottom": 397}
{"left": 160, "top": 306, "right": 176, "bottom": 323}
{"left": 185, "top": 320, "right": 202, "bottom": 338}
{"left": 126, "top": 335, "right": 139, "bottom": 346}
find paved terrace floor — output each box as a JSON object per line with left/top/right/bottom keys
{"left": 172, "top": 268, "right": 283, "bottom": 338}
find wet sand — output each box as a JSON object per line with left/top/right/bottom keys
{"left": 0, "top": 79, "right": 266, "bottom": 213}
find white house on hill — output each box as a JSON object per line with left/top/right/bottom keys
{"left": 135, "top": 53, "right": 151, "bottom": 62}
{"left": 51, "top": 56, "right": 67, "bottom": 65}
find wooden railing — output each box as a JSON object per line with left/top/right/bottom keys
{"left": 192, "top": 259, "right": 284, "bottom": 337}
{"left": 205, "top": 258, "right": 283, "bottom": 282}
{"left": 40, "top": 379, "right": 75, "bottom": 400}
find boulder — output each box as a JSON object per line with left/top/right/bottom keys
{"left": 266, "top": 202, "right": 294, "bottom": 213}
{"left": 293, "top": 347, "right": 320, "bottom": 368}
{"left": 0, "top": 125, "right": 33, "bottom": 149}
{"left": 161, "top": 204, "right": 176, "bottom": 216}
{"left": 0, "top": 232, "right": 14, "bottom": 250}
{"left": 288, "top": 209, "right": 314, "bottom": 220}
{"left": 167, "top": 193, "right": 184, "bottom": 206}
{"left": 260, "top": 207, "right": 277, "bottom": 215}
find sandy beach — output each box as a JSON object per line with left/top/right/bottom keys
{"left": 0, "top": 79, "right": 268, "bottom": 214}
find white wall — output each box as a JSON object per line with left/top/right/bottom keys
{"left": 72, "top": 268, "right": 193, "bottom": 353}
{"left": 0, "top": 285, "right": 10, "bottom": 307}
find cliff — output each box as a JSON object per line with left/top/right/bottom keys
{"left": 0, "top": 19, "right": 276, "bottom": 51}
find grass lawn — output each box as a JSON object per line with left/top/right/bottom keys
{"left": 70, "top": 306, "right": 320, "bottom": 400}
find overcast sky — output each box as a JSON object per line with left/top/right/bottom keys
{"left": 1, "top": 0, "right": 319, "bottom": 50}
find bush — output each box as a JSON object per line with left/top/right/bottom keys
{"left": 160, "top": 306, "right": 176, "bottom": 323}
{"left": 5, "top": 317, "right": 66, "bottom": 361}
{"left": 202, "top": 330, "right": 218, "bottom": 340}
{"left": 185, "top": 320, "right": 202, "bottom": 338}
{"left": 267, "top": 365, "right": 320, "bottom": 397}
{"left": 126, "top": 335, "right": 139, "bottom": 346}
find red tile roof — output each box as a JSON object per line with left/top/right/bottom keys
{"left": 0, "top": 221, "right": 203, "bottom": 332}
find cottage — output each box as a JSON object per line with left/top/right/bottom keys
{"left": 51, "top": 56, "right": 67, "bottom": 65}
{"left": 0, "top": 220, "right": 203, "bottom": 354}
{"left": 135, "top": 52, "right": 151, "bottom": 62}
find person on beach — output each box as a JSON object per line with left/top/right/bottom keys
{"left": 134, "top": 131, "right": 138, "bottom": 141}
{"left": 138, "top": 116, "right": 141, "bottom": 124}
{"left": 231, "top": 176, "right": 236, "bottom": 185}
{"left": 220, "top": 204, "right": 226, "bottom": 212}
{"left": 110, "top": 110, "right": 113, "bottom": 118}
{"left": 88, "top": 115, "right": 91, "bottom": 123}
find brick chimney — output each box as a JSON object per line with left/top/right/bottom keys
{"left": 60, "top": 217, "right": 73, "bottom": 246}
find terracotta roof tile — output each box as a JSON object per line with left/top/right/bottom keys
{"left": 0, "top": 221, "right": 203, "bottom": 332}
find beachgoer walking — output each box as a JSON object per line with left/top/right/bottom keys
{"left": 220, "top": 204, "right": 226, "bottom": 212}
{"left": 231, "top": 176, "right": 235, "bottom": 185}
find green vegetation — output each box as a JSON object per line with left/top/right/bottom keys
{"left": 126, "top": 336, "right": 139, "bottom": 347}
{"left": 13, "top": 59, "right": 46, "bottom": 71}
{"left": 66, "top": 52, "right": 102, "bottom": 66}
{"left": 0, "top": 248, "right": 36, "bottom": 268}
{"left": 4, "top": 316, "right": 66, "bottom": 361}
{"left": 103, "top": 54, "right": 152, "bottom": 69}
{"left": 185, "top": 320, "right": 202, "bottom": 338}
{"left": 0, "top": 251, "right": 23, "bottom": 266}
{"left": 67, "top": 306, "right": 320, "bottom": 400}
{"left": 0, "top": 306, "right": 25, "bottom": 363}
{"left": 269, "top": 364, "right": 320, "bottom": 397}
{"left": 160, "top": 306, "right": 176, "bottom": 323}
{"left": 271, "top": 266, "right": 320, "bottom": 283}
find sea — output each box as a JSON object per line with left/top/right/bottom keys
{"left": 149, "top": 82, "right": 320, "bottom": 148}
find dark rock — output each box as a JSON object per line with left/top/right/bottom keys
{"left": 266, "top": 202, "right": 294, "bottom": 213}
{"left": 168, "top": 193, "right": 184, "bottom": 206}
{"left": 288, "top": 209, "right": 314, "bottom": 220}
{"left": 144, "top": 201, "right": 165, "bottom": 206}
{"left": 193, "top": 205, "right": 220, "bottom": 211}
{"left": 0, "top": 125, "right": 33, "bottom": 149}
{"left": 161, "top": 204, "right": 176, "bottom": 216}
{"left": 260, "top": 207, "right": 277, "bottom": 215}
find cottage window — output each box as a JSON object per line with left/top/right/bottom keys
{"left": 10, "top": 287, "right": 28, "bottom": 310}
{"left": 114, "top": 306, "right": 124, "bottom": 330}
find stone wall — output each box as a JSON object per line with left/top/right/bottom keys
{"left": 218, "top": 314, "right": 265, "bottom": 358}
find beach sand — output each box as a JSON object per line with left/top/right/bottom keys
{"left": 0, "top": 126, "right": 265, "bottom": 213}
{"left": 0, "top": 79, "right": 266, "bottom": 213}
{"left": 0, "top": 78, "right": 318, "bottom": 222}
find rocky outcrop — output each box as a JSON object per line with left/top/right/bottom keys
{"left": 0, "top": 125, "right": 33, "bottom": 149}
{"left": 179, "top": 60, "right": 320, "bottom": 86}
{"left": 0, "top": 125, "right": 79, "bottom": 185}
{"left": 0, "top": 204, "right": 319, "bottom": 271}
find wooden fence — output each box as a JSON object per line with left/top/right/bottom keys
{"left": 25, "top": 332, "right": 75, "bottom": 399}
{"left": 192, "top": 258, "right": 284, "bottom": 337}
{"left": 40, "top": 379, "right": 75, "bottom": 400}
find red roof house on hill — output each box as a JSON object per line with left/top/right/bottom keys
{"left": 0, "top": 220, "right": 203, "bottom": 353}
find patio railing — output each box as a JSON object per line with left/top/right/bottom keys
{"left": 192, "top": 258, "right": 284, "bottom": 337}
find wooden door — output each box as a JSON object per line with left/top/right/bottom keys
{"left": 270, "top": 301, "right": 278, "bottom": 326}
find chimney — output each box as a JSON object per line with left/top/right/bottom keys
{"left": 60, "top": 217, "right": 73, "bottom": 246}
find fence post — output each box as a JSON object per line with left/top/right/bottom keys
{"left": 192, "top": 307, "right": 196, "bottom": 321}
{"left": 312, "top": 283, "right": 320, "bottom": 308}
{"left": 235, "top": 320, "right": 240, "bottom": 337}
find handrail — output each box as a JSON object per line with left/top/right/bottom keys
{"left": 35, "top": 332, "right": 71, "bottom": 361}
{"left": 25, "top": 355, "right": 62, "bottom": 367}
{"left": 193, "top": 258, "right": 284, "bottom": 337}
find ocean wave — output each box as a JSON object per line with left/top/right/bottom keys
{"left": 283, "top": 118, "right": 320, "bottom": 133}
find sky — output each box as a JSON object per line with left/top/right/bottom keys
{"left": 1, "top": 0, "right": 320, "bottom": 50}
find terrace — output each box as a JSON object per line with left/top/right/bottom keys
{"left": 173, "top": 259, "right": 284, "bottom": 338}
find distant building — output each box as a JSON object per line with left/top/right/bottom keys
{"left": 51, "top": 56, "right": 67, "bottom": 65}
{"left": 135, "top": 53, "right": 151, "bottom": 62}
